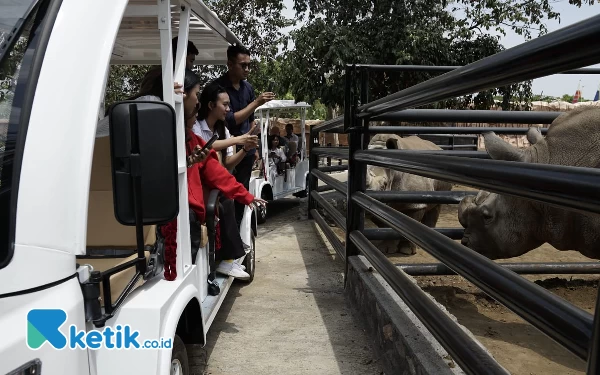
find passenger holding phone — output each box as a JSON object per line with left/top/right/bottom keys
{"left": 212, "top": 44, "right": 275, "bottom": 227}
{"left": 193, "top": 82, "right": 259, "bottom": 172}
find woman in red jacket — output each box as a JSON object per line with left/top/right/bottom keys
{"left": 161, "top": 69, "right": 266, "bottom": 281}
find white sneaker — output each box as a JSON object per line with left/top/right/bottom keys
{"left": 233, "top": 259, "right": 246, "bottom": 271}
{"left": 216, "top": 261, "right": 250, "bottom": 280}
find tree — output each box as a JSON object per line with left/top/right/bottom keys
{"left": 282, "top": 0, "right": 595, "bottom": 113}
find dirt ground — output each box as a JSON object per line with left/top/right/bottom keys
{"left": 328, "top": 184, "right": 599, "bottom": 375}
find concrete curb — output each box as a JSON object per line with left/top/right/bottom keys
{"left": 345, "top": 255, "right": 505, "bottom": 375}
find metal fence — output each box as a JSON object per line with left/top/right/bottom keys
{"left": 308, "top": 14, "right": 600, "bottom": 375}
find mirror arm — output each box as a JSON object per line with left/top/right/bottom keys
{"left": 128, "top": 105, "right": 148, "bottom": 278}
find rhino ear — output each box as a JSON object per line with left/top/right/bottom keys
{"left": 483, "top": 131, "right": 526, "bottom": 162}
{"left": 527, "top": 127, "right": 544, "bottom": 145}
{"left": 385, "top": 135, "right": 403, "bottom": 150}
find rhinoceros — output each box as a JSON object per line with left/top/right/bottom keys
{"left": 458, "top": 106, "right": 600, "bottom": 260}
{"left": 366, "top": 134, "right": 452, "bottom": 255}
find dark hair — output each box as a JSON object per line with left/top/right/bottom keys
{"left": 184, "top": 68, "right": 201, "bottom": 92}
{"left": 227, "top": 44, "right": 251, "bottom": 62}
{"left": 268, "top": 135, "right": 279, "bottom": 149}
{"left": 197, "top": 81, "right": 229, "bottom": 160}
{"left": 172, "top": 37, "right": 199, "bottom": 57}
{"left": 126, "top": 66, "right": 164, "bottom": 102}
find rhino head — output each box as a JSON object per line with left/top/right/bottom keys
{"left": 458, "top": 128, "right": 546, "bottom": 259}
{"left": 365, "top": 134, "right": 404, "bottom": 192}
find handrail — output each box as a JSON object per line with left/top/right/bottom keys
{"left": 354, "top": 149, "right": 600, "bottom": 215}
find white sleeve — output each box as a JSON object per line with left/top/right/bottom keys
{"left": 224, "top": 127, "right": 234, "bottom": 157}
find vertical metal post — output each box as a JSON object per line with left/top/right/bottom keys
{"left": 345, "top": 65, "right": 365, "bottom": 284}
{"left": 586, "top": 287, "right": 600, "bottom": 374}
{"left": 308, "top": 126, "right": 319, "bottom": 218}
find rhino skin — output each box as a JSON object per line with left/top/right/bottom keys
{"left": 366, "top": 134, "right": 452, "bottom": 255}
{"left": 458, "top": 106, "right": 600, "bottom": 260}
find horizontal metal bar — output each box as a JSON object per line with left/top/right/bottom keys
{"left": 311, "top": 169, "right": 347, "bottom": 195}
{"left": 438, "top": 145, "right": 478, "bottom": 150}
{"left": 354, "top": 64, "right": 600, "bottom": 75}
{"left": 371, "top": 109, "right": 561, "bottom": 124}
{"left": 316, "top": 185, "right": 336, "bottom": 193}
{"left": 311, "top": 191, "right": 346, "bottom": 231}
{"left": 312, "top": 116, "right": 345, "bottom": 133}
{"left": 353, "top": 192, "right": 593, "bottom": 360}
{"left": 354, "top": 150, "right": 600, "bottom": 215}
{"left": 310, "top": 209, "right": 345, "bottom": 260}
{"left": 368, "top": 126, "right": 549, "bottom": 135}
{"left": 357, "top": 15, "right": 600, "bottom": 117}
{"left": 318, "top": 165, "right": 348, "bottom": 173}
{"left": 397, "top": 262, "right": 600, "bottom": 276}
{"left": 349, "top": 231, "right": 510, "bottom": 375}
{"left": 366, "top": 190, "right": 477, "bottom": 204}
{"left": 364, "top": 227, "right": 464, "bottom": 240}
{"left": 311, "top": 147, "right": 349, "bottom": 159}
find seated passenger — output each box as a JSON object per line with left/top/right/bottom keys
{"left": 134, "top": 68, "right": 266, "bottom": 281}
{"left": 193, "top": 82, "right": 259, "bottom": 172}
{"left": 268, "top": 135, "right": 286, "bottom": 179}
{"left": 193, "top": 82, "right": 259, "bottom": 276}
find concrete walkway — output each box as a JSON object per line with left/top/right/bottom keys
{"left": 188, "top": 199, "right": 384, "bottom": 375}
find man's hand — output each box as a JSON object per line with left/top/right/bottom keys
{"left": 256, "top": 92, "right": 275, "bottom": 106}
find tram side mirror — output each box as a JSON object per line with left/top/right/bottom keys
{"left": 108, "top": 101, "right": 179, "bottom": 226}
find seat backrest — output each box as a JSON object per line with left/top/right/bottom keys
{"left": 87, "top": 137, "right": 155, "bottom": 249}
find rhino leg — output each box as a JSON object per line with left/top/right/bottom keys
{"left": 421, "top": 204, "right": 442, "bottom": 228}
{"left": 395, "top": 209, "right": 426, "bottom": 255}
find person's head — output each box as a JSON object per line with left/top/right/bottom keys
{"left": 269, "top": 135, "right": 279, "bottom": 149}
{"left": 172, "top": 37, "right": 199, "bottom": 69}
{"left": 197, "top": 82, "right": 230, "bottom": 123}
{"left": 226, "top": 44, "right": 251, "bottom": 82}
{"left": 126, "top": 66, "right": 164, "bottom": 101}
{"left": 285, "top": 123, "right": 294, "bottom": 136}
{"left": 183, "top": 69, "right": 201, "bottom": 123}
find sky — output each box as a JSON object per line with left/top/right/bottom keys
{"left": 279, "top": 0, "right": 600, "bottom": 99}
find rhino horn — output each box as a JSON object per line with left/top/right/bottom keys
{"left": 483, "top": 131, "right": 526, "bottom": 162}
{"left": 527, "top": 127, "right": 544, "bottom": 145}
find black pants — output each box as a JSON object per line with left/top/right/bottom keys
{"left": 233, "top": 150, "right": 254, "bottom": 227}
{"left": 217, "top": 197, "right": 246, "bottom": 261}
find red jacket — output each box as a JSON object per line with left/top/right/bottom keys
{"left": 186, "top": 130, "right": 254, "bottom": 222}
{"left": 162, "top": 130, "right": 254, "bottom": 281}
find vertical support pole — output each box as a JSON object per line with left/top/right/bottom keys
{"left": 586, "top": 286, "right": 600, "bottom": 374}
{"left": 345, "top": 65, "right": 364, "bottom": 285}
{"left": 308, "top": 125, "right": 319, "bottom": 218}
{"left": 361, "top": 68, "right": 370, "bottom": 154}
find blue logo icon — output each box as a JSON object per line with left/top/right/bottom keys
{"left": 27, "top": 309, "right": 68, "bottom": 349}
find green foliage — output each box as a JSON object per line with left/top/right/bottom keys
{"left": 283, "top": 0, "right": 595, "bottom": 112}
{"left": 0, "top": 39, "right": 27, "bottom": 118}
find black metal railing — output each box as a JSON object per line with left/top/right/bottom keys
{"left": 307, "top": 13, "right": 600, "bottom": 375}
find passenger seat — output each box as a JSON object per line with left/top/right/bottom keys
{"left": 81, "top": 136, "right": 156, "bottom": 306}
